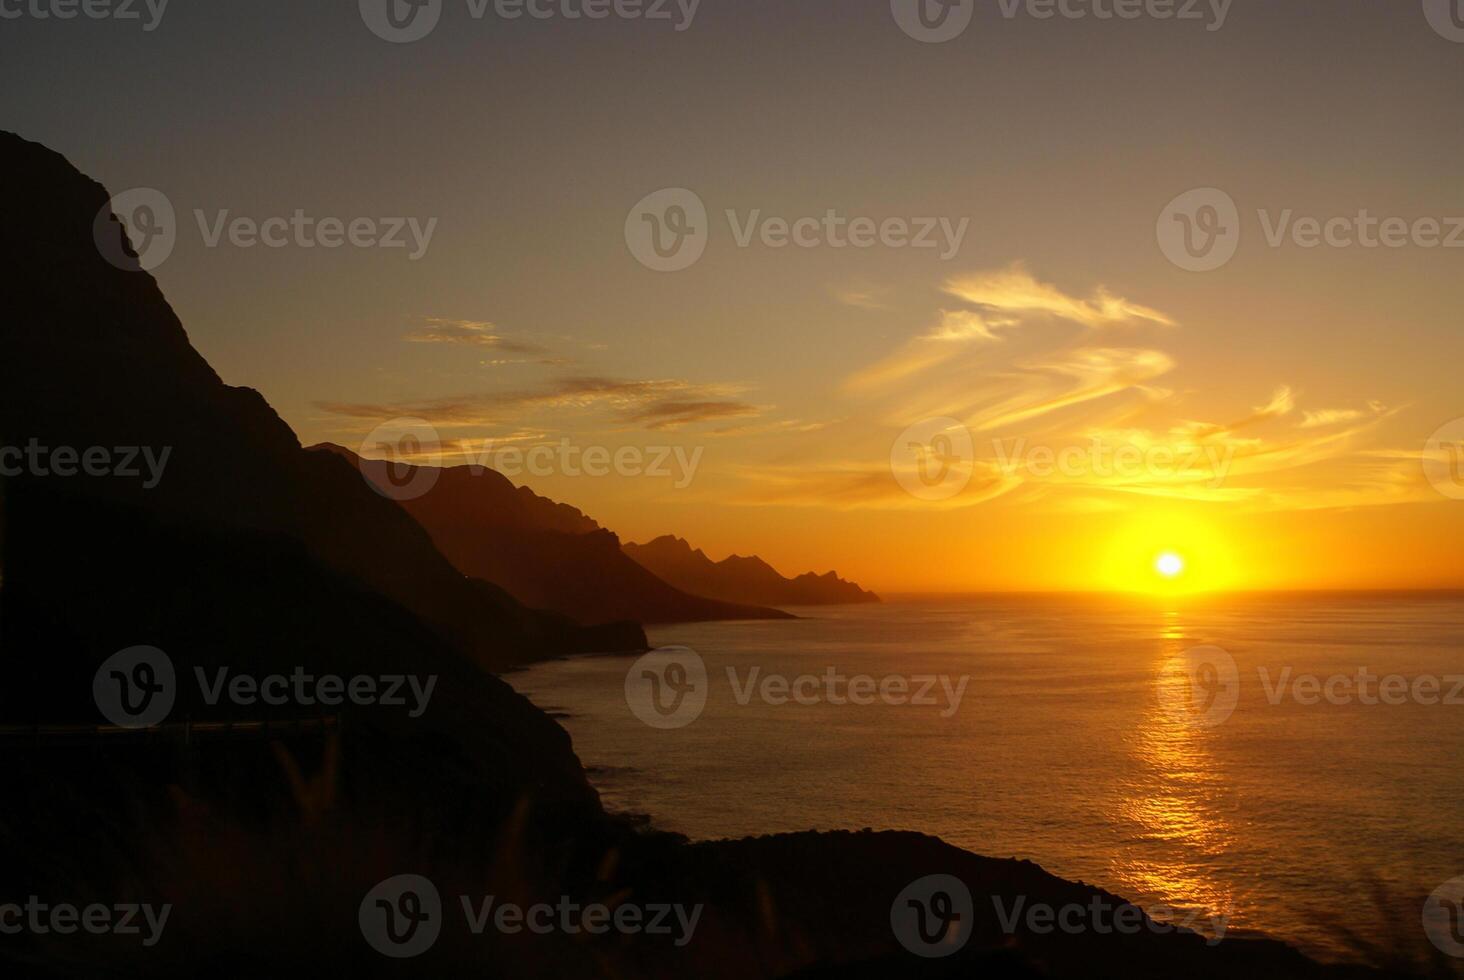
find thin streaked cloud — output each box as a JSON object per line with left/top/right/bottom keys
{"left": 403, "top": 317, "right": 549, "bottom": 354}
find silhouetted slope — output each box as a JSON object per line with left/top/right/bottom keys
{"left": 624, "top": 534, "right": 880, "bottom": 606}
{"left": 0, "top": 133, "right": 1391, "bottom": 980}
{"left": 0, "top": 130, "right": 640, "bottom": 674}
{"left": 317, "top": 445, "right": 792, "bottom": 625}
{"left": 0, "top": 128, "right": 624, "bottom": 833}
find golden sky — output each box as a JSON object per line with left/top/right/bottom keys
{"left": 13, "top": 1, "right": 1462, "bottom": 592}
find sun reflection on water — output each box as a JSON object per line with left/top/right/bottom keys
{"left": 1108, "top": 609, "right": 1241, "bottom": 938}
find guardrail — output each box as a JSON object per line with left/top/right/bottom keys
{"left": 0, "top": 716, "right": 342, "bottom": 745}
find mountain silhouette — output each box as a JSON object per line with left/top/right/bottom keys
{"left": 316, "top": 445, "right": 794, "bottom": 625}
{"left": 0, "top": 129, "right": 626, "bottom": 839}
{"left": 624, "top": 534, "right": 880, "bottom": 606}
{"left": 0, "top": 132, "right": 1388, "bottom": 980}
{"left": 0, "top": 131, "right": 639, "bottom": 676}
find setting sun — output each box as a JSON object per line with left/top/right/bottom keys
{"left": 1156, "top": 553, "right": 1185, "bottom": 578}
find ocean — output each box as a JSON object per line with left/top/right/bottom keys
{"left": 508, "top": 593, "right": 1464, "bottom": 964}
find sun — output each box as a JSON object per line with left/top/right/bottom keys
{"left": 1155, "top": 552, "right": 1185, "bottom": 578}
{"left": 1098, "top": 513, "right": 1237, "bottom": 593}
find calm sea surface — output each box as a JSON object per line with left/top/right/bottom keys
{"left": 509, "top": 594, "right": 1464, "bottom": 963}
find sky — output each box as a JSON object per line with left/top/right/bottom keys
{"left": 5, "top": 0, "right": 1464, "bottom": 593}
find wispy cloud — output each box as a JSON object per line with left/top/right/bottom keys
{"left": 403, "top": 317, "right": 548, "bottom": 354}
{"left": 942, "top": 262, "right": 1176, "bottom": 330}
{"left": 741, "top": 263, "right": 1426, "bottom": 516}
{"left": 1301, "top": 402, "right": 1386, "bottom": 429}
{"left": 730, "top": 459, "right": 1023, "bottom": 511}
{"left": 833, "top": 284, "right": 894, "bottom": 311}
{"left": 848, "top": 264, "right": 1175, "bottom": 395}
{"left": 317, "top": 375, "right": 761, "bottom": 432}
{"left": 969, "top": 347, "right": 1176, "bottom": 432}
{"left": 1182, "top": 385, "right": 1295, "bottom": 440}
{"left": 626, "top": 400, "right": 763, "bottom": 430}
{"left": 731, "top": 393, "right": 1423, "bottom": 514}
{"left": 924, "top": 309, "right": 1018, "bottom": 343}
{"left": 712, "top": 418, "right": 835, "bottom": 437}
